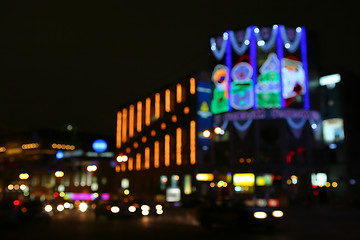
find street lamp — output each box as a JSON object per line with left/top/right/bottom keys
{"left": 87, "top": 165, "right": 97, "bottom": 172}
{"left": 19, "top": 173, "right": 29, "bottom": 180}
{"left": 116, "top": 154, "right": 128, "bottom": 163}
{"left": 55, "top": 171, "right": 64, "bottom": 178}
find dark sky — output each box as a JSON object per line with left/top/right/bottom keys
{"left": 1, "top": 1, "right": 358, "bottom": 137}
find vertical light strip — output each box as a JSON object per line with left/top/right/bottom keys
{"left": 136, "top": 153, "right": 141, "bottom": 171}
{"left": 145, "top": 147, "right": 150, "bottom": 169}
{"left": 146, "top": 98, "right": 151, "bottom": 126}
{"left": 276, "top": 25, "right": 285, "bottom": 108}
{"left": 165, "top": 89, "right": 171, "bottom": 112}
{"left": 300, "top": 26, "right": 310, "bottom": 110}
{"left": 121, "top": 162, "right": 126, "bottom": 172}
{"left": 116, "top": 111, "right": 122, "bottom": 148}
{"left": 225, "top": 30, "right": 232, "bottom": 112}
{"left": 176, "top": 84, "right": 182, "bottom": 103}
{"left": 190, "top": 120, "right": 196, "bottom": 165}
{"left": 164, "top": 134, "right": 170, "bottom": 167}
{"left": 249, "top": 25, "right": 258, "bottom": 109}
{"left": 129, "top": 105, "right": 134, "bottom": 138}
{"left": 137, "top": 101, "right": 142, "bottom": 132}
{"left": 176, "top": 128, "right": 182, "bottom": 165}
{"left": 155, "top": 93, "right": 160, "bottom": 119}
{"left": 154, "top": 141, "right": 159, "bottom": 168}
{"left": 190, "top": 77, "right": 196, "bottom": 95}
{"left": 128, "top": 157, "right": 133, "bottom": 171}
{"left": 122, "top": 108, "right": 127, "bottom": 143}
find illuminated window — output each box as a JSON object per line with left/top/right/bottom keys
{"left": 176, "top": 83, "right": 182, "bottom": 103}
{"left": 155, "top": 93, "right": 160, "bottom": 119}
{"left": 137, "top": 101, "right": 142, "bottom": 132}
{"left": 129, "top": 105, "right": 134, "bottom": 138}
{"left": 154, "top": 141, "right": 159, "bottom": 168}
{"left": 184, "top": 174, "right": 192, "bottom": 195}
{"left": 164, "top": 134, "right": 170, "bottom": 167}
{"left": 142, "top": 136, "right": 147, "bottom": 143}
{"left": 122, "top": 108, "right": 128, "bottom": 143}
{"left": 176, "top": 128, "right": 182, "bottom": 165}
{"left": 172, "top": 115, "right": 177, "bottom": 123}
{"left": 136, "top": 153, "right": 141, "bottom": 171}
{"left": 151, "top": 130, "right": 156, "bottom": 137}
{"left": 116, "top": 111, "right": 122, "bottom": 148}
{"left": 161, "top": 123, "right": 166, "bottom": 130}
{"left": 115, "top": 165, "right": 121, "bottom": 172}
{"left": 190, "top": 77, "right": 196, "bottom": 95}
{"left": 121, "top": 162, "right": 126, "bottom": 172}
{"left": 184, "top": 106, "right": 190, "bottom": 114}
{"left": 190, "top": 121, "right": 196, "bottom": 165}
{"left": 126, "top": 147, "right": 131, "bottom": 154}
{"left": 133, "top": 142, "right": 138, "bottom": 149}
{"left": 128, "top": 157, "right": 133, "bottom": 171}
{"left": 146, "top": 98, "right": 151, "bottom": 126}
{"left": 165, "top": 89, "right": 171, "bottom": 112}
{"left": 145, "top": 147, "right": 150, "bottom": 169}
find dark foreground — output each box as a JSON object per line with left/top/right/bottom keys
{"left": 1, "top": 206, "right": 359, "bottom": 240}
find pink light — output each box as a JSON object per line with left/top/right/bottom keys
{"left": 101, "top": 193, "right": 110, "bottom": 200}
{"left": 70, "top": 193, "right": 91, "bottom": 201}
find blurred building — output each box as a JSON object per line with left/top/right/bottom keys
{"left": 0, "top": 127, "right": 115, "bottom": 202}
{"left": 114, "top": 24, "right": 354, "bottom": 207}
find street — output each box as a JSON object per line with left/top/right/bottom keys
{"left": 2, "top": 206, "right": 359, "bottom": 240}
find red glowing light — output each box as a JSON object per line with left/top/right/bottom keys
{"left": 53, "top": 192, "right": 59, "bottom": 197}
{"left": 13, "top": 200, "right": 21, "bottom": 206}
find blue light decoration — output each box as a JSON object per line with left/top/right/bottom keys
{"left": 56, "top": 150, "right": 64, "bottom": 159}
{"left": 92, "top": 139, "right": 108, "bottom": 153}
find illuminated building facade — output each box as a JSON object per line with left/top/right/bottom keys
{"left": 115, "top": 25, "right": 351, "bottom": 206}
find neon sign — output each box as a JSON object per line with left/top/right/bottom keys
{"left": 210, "top": 25, "right": 309, "bottom": 114}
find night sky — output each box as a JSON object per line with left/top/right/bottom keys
{"left": 1, "top": 1, "right": 358, "bottom": 137}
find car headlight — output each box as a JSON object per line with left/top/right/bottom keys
{"left": 272, "top": 210, "right": 284, "bottom": 218}
{"left": 111, "top": 206, "right": 120, "bottom": 213}
{"left": 79, "top": 202, "right": 88, "bottom": 212}
{"left": 57, "top": 204, "right": 65, "bottom": 212}
{"left": 128, "top": 205, "right": 136, "bottom": 213}
{"left": 253, "top": 211, "right": 267, "bottom": 219}
{"left": 44, "top": 205, "right": 53, "bottom": 212}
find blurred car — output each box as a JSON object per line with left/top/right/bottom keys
{"left": 17, "top": 200, "right": 51, "bottom": 222}
{"left": 131, "top": 199, "right": 164, "bottom": 217}
{"left": 197, "top": 199, "right": 284, "bottom": 230}
{"left": 95, "top": 200, "right": 135, "bottom": 219}
{"left": 0, "top": 200, "right": 20, "bottom": 227}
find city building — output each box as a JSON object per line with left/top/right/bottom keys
{"left": 115, "top": 24, "right": 351, "bottom": 206}
{"left": 0, "top": 127, "right": 115, "bottom": 202}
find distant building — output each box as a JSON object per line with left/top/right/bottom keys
{"left": 0, "top": 128, "right": 115, "bottom": 201}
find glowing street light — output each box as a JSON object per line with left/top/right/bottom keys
{"left": 87, "top": 165, "right": 97, "bottom": 172}
{"left": 116, "top": 154, "right": 128, "bottom": 163}
{"left": 19, "top": 173, "right": 29, "bottom": 180}
{"left": 202, "top": 130, "right": 211, "bottom": 138}
{"left": 55, "top": 171, "right": 64, "bottom": 178}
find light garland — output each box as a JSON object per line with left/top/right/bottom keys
{"left": 229, "top": 26, "right": 252, "bottom": 56}
{"left": 280, "top": 25, "right": 302, "bottom": 53}
{"left": 233, "top": 119, "right": 253, "bottom": 132}
{"left": 210, "top": 32, "right": 228, "bottom": 60}
{"left": 254, "top": 25, "right": 278, "bottom": 52}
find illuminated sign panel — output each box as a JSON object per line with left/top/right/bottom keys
{"left": 233, "top": 173, "right": 255, "bottom": 186}
{"left": 210, "top": 25, "right": 309, "bottom": 114}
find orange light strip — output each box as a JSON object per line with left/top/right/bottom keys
{"left": 121, "top": 162, "right": 126, "bottom": 172}
{"left": 146, "top": 98, "right": 151, "bottom": 126}
{"left": 190, "top": 120, "right": 196, "bottom": 165}
{"left": 176, "top": 128, "right": 182, "bottom": 166}
{"left": 155, "top": 93, "right": 160, "bottom": 119}
{"left": 128, "top": 157, "right": 133, "bottom": 171}
{"left": 145, "top": 147, "right": 150, "bottom": 169}
{"left": 129, "top": 105, "right": 134, "bottom": 138}
{"left": 190, "top": 77, "right": 196, "bottom": 95}
{"left": 136, "top": 153, "right": 141, "bottom": 171}
{"left": 122, "top": 108, "right": 127, "bottom": 143}
{"left": 154, "top": 141, "right": 159, "bottom": 168}
{"left": 137, "top": 101, "right": 142, "bottom": 132}
{"left": 165, "top": 89, "right": 171, "bottom": 112}
{"left": 176, "top": 83, "right": 182, "bottom": 103}
{"left": 116, "top": 111, "right": 122, "bottom": 148}
{"left": 164, "top": 134, "right": 170, "bottom": 167}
